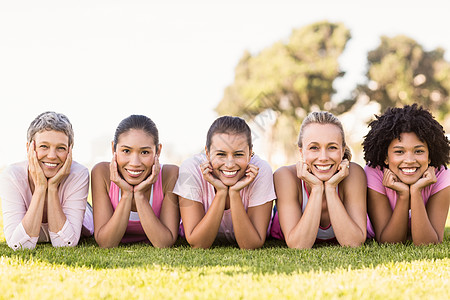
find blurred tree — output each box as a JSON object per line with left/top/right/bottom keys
{"left": 216, "top": 21, "right": 353, "bottom": 165}
{"left": 355, "top": 35, "right": 450, "bottom": 121}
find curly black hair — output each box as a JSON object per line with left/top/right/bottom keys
{"left": 363, "top": 104, "right": 450, "bottom": 169}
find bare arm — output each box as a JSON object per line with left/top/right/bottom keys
{"left": 180, "top": 190, "right": 227, "bottom": 249}
{"left": 326, "top": 162, "right": 366, "bottom": 247}
{"left": 92, "top": 160, "right": 133, "bottom": 248}
{"left": 135, "top": 164, "right": 180, "bottom": 248}
{"left": 275, "top": 164, "right": 323, "bottom": 249}
{"left": 368, "top": 168, "right": 410, "bottom": 243}
{"left": 410, "top": 167, "right": 449, "bottom": 245}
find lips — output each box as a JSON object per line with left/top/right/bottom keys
{"left": 42, "top": 162, "right": 58, "bottom": 168}
{"left": 126, "top": 169, "right": 144, "bottom": 178}
{"left": 314, "top": 164, "right": 333, "bottom": 171}
{"left": 399, "top": 167, "right": 418, "bottom": 174}
{"left": 221, "top": 170, "right": 238, "bottom": 177}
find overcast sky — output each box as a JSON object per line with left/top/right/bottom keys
{"left": 1, "top": 0, "right": 449, "bottom": 169}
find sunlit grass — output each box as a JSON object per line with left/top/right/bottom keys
{"left": 0, "top": 201, "right": 449, "bottom": 299}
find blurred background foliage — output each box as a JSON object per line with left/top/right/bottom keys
{"left": 215, "top": 21, "right": 450, "bottom": 167}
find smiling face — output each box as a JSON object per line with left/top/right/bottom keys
{"left": 31, "top": 130, "right": 70, "bottom": 178}
{"left": 206, "top": 133, "right": 251, "bottom": 187}
{"left": 300, "top": 123, "right": 344, "bottom": 182}
{"left": 385, "top": 132, "right": 429, "bottom": 185}
{"left": 114, "top": 129, "right": 160, "bottom": 186}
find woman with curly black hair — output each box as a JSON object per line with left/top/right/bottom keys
{"left": 363, "top": 104, "right": 450, "bottom": 245}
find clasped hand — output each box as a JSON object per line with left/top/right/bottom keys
{"left": 110, "top": 153, "right": 160, "bottom": 197}
{"left": 296, "top": 157, "right": 350, "bottom": 189}
{"left": 383, "top": 166, "right": 436, "bottom": 195}
{"left": 200, "top": 161, "right": 259, "bottom": 192}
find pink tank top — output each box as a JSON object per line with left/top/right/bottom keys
{"left": 109, "top": 165, "right": 164, "bottom": 243}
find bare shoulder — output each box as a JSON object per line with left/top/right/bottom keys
{"left": 91, "top": 161, "right": 110, "bottom": 178}
{"left": 161, "top": 164, "right": 179, "bottom": 192}
{"left": 348, "top": 162, "right": 366, "bottom": 179}
{"left": 162, "top": 164, "right": 179, "bottom": 179}
{"left": 341, "top": 162, "right": 367, "bottom": 192}
{"left": 274, "top": 164, "right": 298, "bottom": 185}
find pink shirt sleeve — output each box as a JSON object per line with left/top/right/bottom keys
{"left": 247, "top": 156, "right": 276, "bottom": 207}
{"left": 49, "top": 162, "right": 89, "bottom": 247}
{"left": 429, "top": 167, "right": 450, "bottom": 195}
{"left": 0, "top": 161, "right": 89, "bottom": 250}
{"left": 364, "top": 165, "right": 386, "bottom": 195}
{"left": 173, "top": 155, "right": 205, "bottom": 202}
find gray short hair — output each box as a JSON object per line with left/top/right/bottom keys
{"left": 27, "top": 111, "right": 74, "bottom": 146}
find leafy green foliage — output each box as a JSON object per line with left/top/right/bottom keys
{"left": 356, "top": 35, "right": 450, "bottom": 121}
{"left": 216, "top": 21, "right": 352, "bottom": 164}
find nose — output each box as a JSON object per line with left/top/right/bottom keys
{"left": 224, "top": 155, "right": 235, "bottom": 168}
{"left": 318, "top": 148, "right": 328, "bottom": 161}
{"left": 129, "top": 153, "right": 141, "bottom": 166}
{"left": 47, "top": 147, "right": 57, "bottom": 158}
{"left": 404, "top": 152, "right": 416, "bottom": 163}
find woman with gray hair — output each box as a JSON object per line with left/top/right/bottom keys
{"left": 0, "top": 111, "right": 93, "bottom": 250}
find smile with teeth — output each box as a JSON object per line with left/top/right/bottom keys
{"left": 315, "top": 164, "right": 333, "bottom": 171}
{"left": 43, "top": 162, "right": 58, "bottom": 168}
{"left": 126, "top": 169, "right": 144, "bottom": 176}
{"left": 400, "top": 167, "right": 418, "bottom": 174}
{"left": 221, "top": 170, "right": 238, "bottom": 177}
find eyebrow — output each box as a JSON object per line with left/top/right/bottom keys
{"left": 392, "top": 144, "right": 426, "bottom": 148}
{"left": 214, "top": 149, "right": 246, "bottom": 153}
{"left": 119, "top": 145, "right": 153, "bottom": 150}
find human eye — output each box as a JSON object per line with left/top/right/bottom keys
{"left": 394, "top": 150, "right": 403, "bottom": 154}
{"left": 39, "top": 145, "right": 48, "bottom": 149}
{"left": 415, "top": 149, "right": 425, "bottom": 154}
{"left": 309, "top": 146, "right": 318, "bottom": 150}
{"left": 122, "top": 149, "right": 130, "bottom": 154}
{"left": 141, "top": 150, "right": 150, "bottom": 155}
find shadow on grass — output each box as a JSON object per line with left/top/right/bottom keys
{"left": 1, "top": 228, "right": 449, "bottom": 275}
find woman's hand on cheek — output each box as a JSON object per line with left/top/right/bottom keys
{"left": 200, "top": 161, "right": 228, "bottom": 192}
{"left": 110, "top": 152, "right": 133, "bottom": 193}
{"left": 230, "top": 164, "right": 258, "bottom": 192}
{"left": 411, "top": 166, "right": 437, "bottom": 191}
{"left": 48, "top": 146, "right": 72, "bottom": 188}
{"left": 27, "top": 141, "right": 47, "bottom": 189}
{"left": 382, "top": 168, "right": 409, "bottom": 195}
{"left": 325, "top": 159, "right": 350, "bottom": 188}
{"left": 296, "top": 158, "right": 322, "bottom": 189}
{"left": 134, "top": 155, "right": 160, "bottom": 194}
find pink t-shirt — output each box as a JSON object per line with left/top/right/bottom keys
{"left": 173, "top": 153, "right": 276, "bottom": 242}
{"left": 0, "top": 160, "right": 91, "bottom": 250}
{"left": 108, "top": 165, "right": 164, "bottom": 244}
{"left": 365, "top": 165, "right": 450, "bottom": 238}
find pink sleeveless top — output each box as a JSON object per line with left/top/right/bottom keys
{"left": 109, "top": 166, "right": 164, "bottom": 243}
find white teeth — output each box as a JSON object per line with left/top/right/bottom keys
{"left": 222, "top": 170, "right": 238, "bottom": 176}
{"left": 401, "top": 168, "right": 417, "bottom": 174}
{"left": 315, "top": 165, "right": 332, "bottom": 171}
{"left": 128, "top": 170, "right": 143, "bottom": 175}
{"left": 43, "top": 162, "right": 57, "bottom": 167}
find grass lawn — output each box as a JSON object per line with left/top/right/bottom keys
{"left": 1, "top": 203, "right": 449, "bottom": 299}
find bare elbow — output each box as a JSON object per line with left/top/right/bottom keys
{"left": 286, "top": 237, "right": 313, "bottom": 250}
